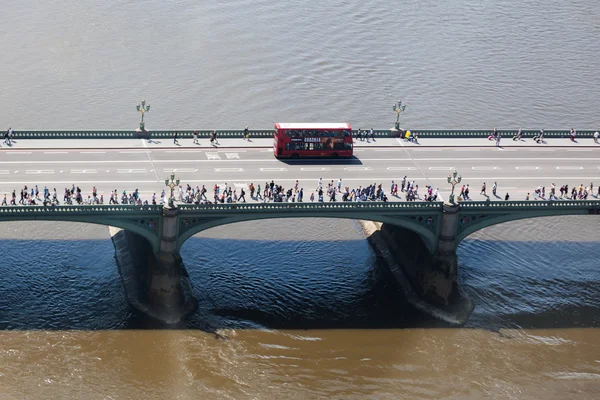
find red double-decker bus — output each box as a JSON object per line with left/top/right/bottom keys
{"left": 273, "top": 123, "right": 353, "bottom": 158}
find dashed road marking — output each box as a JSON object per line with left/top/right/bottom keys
{"left": 117, "top": 169, "right": 148, "bottom": 173}
{"left": 556, "top": 166, "right": 583, "bottom": 170}
{"left": 206, "top": 152, "right": 221, "bottom": 160}
{"left": 80, "top": 151, "right": 106, "bottom": 154}
{"left": 515, "top": 166, "right": 540, "bottom": 170}
{"left": 260, "top": 168, "right": 287, "bottom": 172}
{"left": 387, "top": 167, "right": 417, "bottom": 171}
{"left": 472, "top": 166, "right": 499, "bottom": 170}
{"left": 343, "top": 167, "right": 372, "bottom": 171}
{"left": 44, "top": 151, "right": 68, "bottom": 154}
{"left": 301, "top": 167, "right": 331, "bottom": 172}
{"left": 214, "top": 168, "right": 244, "bottom": 172}
{"left": 163, "top": 168, "right": 197, "bottom": 173}
{"left": 428, "top": 166, "right": 454, "bottom": 171}
{"left": 71, "top": 169, "right": 98, "bottom": 174}
{"left": 6, "top": 152, "right": 31, "bottom": 155}
{"left": 225, "top": 153, "right": 240, "bottom": 159}
{"left": 119, "top": 151, "right": 149, "bottom": 154}
{"left": 25, "top": 170, "right": 55, "bottom": 174}
{"left": 0, "top": 170, "right": 10, "bottom": 174}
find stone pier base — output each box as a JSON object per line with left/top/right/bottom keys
{"left": 360, "top": 220, "right": 473, "bottom": 325}
{"left": 109, "top": 227, "right": 198, "bottom": 324}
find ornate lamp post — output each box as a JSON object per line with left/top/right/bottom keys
{"left": 136, "top": 99, "right": 151, "bottom": 131}
{"left": 392, "top": 99, "right": 407, "bottom": 131}
{"left": 165, "top": 173, "right": 180, "bottom": 208}
{"left": 447, "top": 170, "right": 462, "bottom": 205}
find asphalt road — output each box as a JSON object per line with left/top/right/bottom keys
{"left": 0, "top": 146, "right": 598, "bottom": 201}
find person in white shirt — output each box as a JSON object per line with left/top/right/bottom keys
{"left": 594, "top": 131, "right": 599, "bottom": 144}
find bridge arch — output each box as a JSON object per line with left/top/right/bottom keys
{"left": 0, "top": 206, "right": 163, "bottom": 252}
{"left": 176, "top": 212, "right": 440, "bottom": 253}
{"left": 455, "top": 201, "right": 600, "bottom": 246}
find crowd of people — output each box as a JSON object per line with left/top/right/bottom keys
{"left": 1, "top": 178, "right": 598, "bottom": 207}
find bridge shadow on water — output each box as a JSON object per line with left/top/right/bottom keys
{"left": 0, "top": 235, "right": 598, "bottom": 332}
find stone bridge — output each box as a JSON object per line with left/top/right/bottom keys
{"left": 1, "top": 199, "right": 599, "bottom": 323}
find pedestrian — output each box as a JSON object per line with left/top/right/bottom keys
{"left": 310, "top": 192, "right": 315, "bottom": 202}
{"left": 505, "top": 192, "right": 510, "bottom": 201}
{"left": 239, "top": 188, "right": 246, "bottom": 203}
{"left": 513, "top": 128, "right": 523, "bottom": 141}
{"left": 569, "top": 128, "right": 576, "bottom": 142}
{"left": 480, "top": 182, "right": 487, "bottom": 196}
{"left": 496, "top": 131, "right": 501, "bottom": 147}
{"left": 244, "top": 126, "right": 249, "bottom": 140}
{"left": 337, "top": 178, "right": 342, "bottom": 193}
{"left": 594, "top": 131, "right": 599, "bottom": 144}
{"left": 369, "top": 128, "right": 374, "bottom": 140}
{"left": 492, "top": 182, "right": 497, "bottom": 197}
{"left": 173, "top": 131, "right": 179, "bottom": 145}
{"left": 401, "top": 176, "right": 407, "bottom": 192}
{"left": 193, "top": 130, "right": 199, "bottom": 144}
{"left": 526, "top": 192, "right": 530, "bottom": 200}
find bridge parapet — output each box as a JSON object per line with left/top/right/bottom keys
{"left": 10, "top": 129, "right": 596, "bottom": 140}
{"left": 177, "top": 201, "right": 443, "bottom": 213}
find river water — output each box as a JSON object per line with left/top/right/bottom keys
{"left": 1, "top": 0, "right": 600, "bottom": 399}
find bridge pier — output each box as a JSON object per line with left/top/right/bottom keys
{"left": 110, "top": 206, "right": 198, "bottom": 324}
{"left": 362, "top": 203, "right": 473, "bottom": 325}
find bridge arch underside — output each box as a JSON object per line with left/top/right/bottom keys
{"left": 0, "top": 215, "right": 161, "bottom": 252}
{"left": 455, "top": 209, "right": 599, "bottom": 246}
{"left": 176, "top": 213, "right": 440, "bottom": 253}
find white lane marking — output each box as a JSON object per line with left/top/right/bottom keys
{"left": 5, "top": 152, "right": 31, "bottom": 155}
{"left": 472, "top": 166, "right": 499, "bottom": 170}
{"left": 80, "top": 151, "right": 106, "bottom": 154}
{"left": 343, "top": 167, "right": 372, "bottom": 171}
{"left": 387, "top": 167, "right": 417, "bottom": 171}
{"left": 260, "top": 168, "right": 287, "bottom": 172}
{"left": 165, "top": 150, "right": 200, "bottom": 153}
{"left": 0, "top": 157, "right": 598, "bottom": 165}
{"left": 44, "top": 151, "right": 68, "bottom": 154}
{"left": 117, "top": 169, "right": 148, "bottom": 173}
{"left": 395, "top": 138, "right": 405, "bottom": 146}
{"left": 0, "top": 170, "right": 9, "bottom": 174}
{"left": 71, "top": 169, "right": 98, "bottom": 174}
{"left": 556, "top": 166, "right": 583, "bottom": 170}
{"left": 163, "top": 168, "right": 197, "bottom": 173}
{"left": 206, "top": 152, "right": 221, "bottom": 160}
{"left": 25, "top": 170, "right": 55, "bottom": 174}
{"left": 528, "top": 149, "right": 555, "bottom": 151}
{"left": 515, "top": 166, "right": 540, "bottom": 170}
{"left": 60, "top": 170, "right": 63, "bottom": 173}
{"left": 219, "top": 150, "right": 247, "bottom": 153}
{"left": 452, "top": 148, "right": 481, "bottom": 151}
{"left": 119, "top": 151, "right": 149, "bottom": 154}
{"left": 301, "top": 167, "right": 331, "bottom": 172}
{"left": 225, "top": 153, "right": 240, "bottom": 159}
{"left": 1, "top": 177, "right": 600, "bottom": 188}
{"left": 106, "top": 170, "right": 109, "bottom": 172}
{"left": 567, "top": 149, "right": 593, "bottom": 152}
{"left": 214, "top": 168, "right": 244, "bottom": 172}
{"left": 429, "top": 167, "right": 454, "bottom": 171}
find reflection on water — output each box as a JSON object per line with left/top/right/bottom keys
{"left": 0, "top": 217, "right": 599, "bottom": 398}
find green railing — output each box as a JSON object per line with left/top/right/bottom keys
{"left": 177, "top": 201, "right": 444, "bottom": 213}
{"left": 459, "top": 200, "right": 600, "bottom": 210}
{"left": 0, "top": 205, "right": 163, "bottom": 215}
{"left": 10, "top": 129, "right": 596, "bottom": 140}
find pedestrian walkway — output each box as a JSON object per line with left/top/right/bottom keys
{"left": 0, "top": 137, "right": 599, "bottom": 150}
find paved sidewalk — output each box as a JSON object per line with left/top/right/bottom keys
{"left": 0, "top": 137, "right": 599, "bottom": 150}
